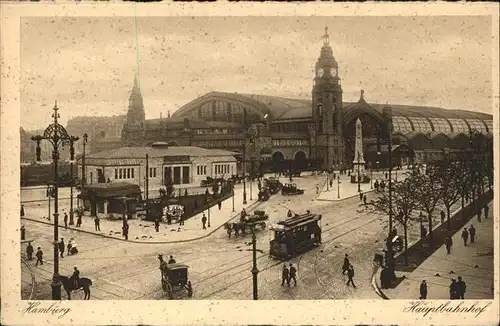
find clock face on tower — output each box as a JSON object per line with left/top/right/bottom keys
{"left": 317, "top": 68, "right": 324, "bottom": 78}
{"left": 331, "top": 68, "right": 338, "bottom": 77}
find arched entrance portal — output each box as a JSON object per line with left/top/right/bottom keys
{"left": 294, "top": 151, "right": 308, "bottom": 171}
{"left": 271, "top": 151, "right": 285, "bottom": 172}
{"left": 343, "top": 113, "right": 385, "bottom": 169}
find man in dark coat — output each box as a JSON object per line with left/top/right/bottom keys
{"left": 122, "top": 223, "right": 129, "bottom": 240}
{"left": 461, "top": 228, "right": 469, "bottom": 246}
{"left": 289, "top": 263, "right": 297, "bottom": 287}
{"left": 359, "top": 191, "right": 363, "bottom": 201}
{"left": 456, "top": 276, "right": 466, "bottom": 299}
{"left": 346, "top": 265, "right": 356, "bottom": 288}
{"left": 155, "top": 218, "right": 160, "bottom": 232}
{"left": 419, "top": 280, "right": 428, "bottom": 299}
{"left": 26, "top": 242, "right": 34, "bottom": 260}
{"left": 449, "top": 279, "right": 458, "bottom": 299}
{"left": 94, "top": 216, "right": 100, "bottom": 231}
{"left": 35, "top": 247, "right": 43, "bottom": 266}
{"left": 440, "top": 210, "right": 445, "bottom": 224}
{"left": 469, "top": 225, "right": 476, "bottom": 243}
{"left": 217, "top": 201, "right": 222, "bottom": 210}
{"left": 64, "top": 213, "right": 68, "bottom": 229}
{"left": 445, "top": 236, "right": 453, "bottom": 254}
{"left": 484, "top": 205, "right": 489, "bottom": 219}
{"left": 58, "top": 238, "right": 65, "bottom": 258}
{"left": 76, "top": 215, "right": 82, "bottom": 227}
{"left": 342, "top": 254, "right": 350, "bottom": 275}
{"left": 179, "top": 213, "right": 185, "bottom": 226}
{"left": 168, "top": 255, "right": 176, "bottom": 264}
{"left": 21, "top": 205, "right": 25, "bottom": 217}
{"left": 363, "top": 195, "right": 367, "bottom": 205}
{"left": 281, "top": 264, "right": 290, "bottom": 286}
{"left": 201, "top": 214, "right": 207, "bottom": 230}
{"left": 72, "top": 266, "right": 80, "bottom": 290}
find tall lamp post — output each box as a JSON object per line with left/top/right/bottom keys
{"left": 370, "top": 162, "right": 373, "bottom": 189}
{"left": 31, "top": 101, "right": 78, "bottom": 300}
{"left": 249, "top": 159, "right": 254, "bottom": 201}
{"left": 337, "top": 177, "right": 340, "bottom": 199}
{"left": 81, "top": 133, "right": 88, "bottom": 185}
{"left": 68, "top": 135, "right": 79, "bottom": 225}
{"left": 251, "top": 224, "right": 259, "bottom": 300}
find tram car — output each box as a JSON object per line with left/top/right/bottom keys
{"left": 269, "top": 213, "right": 322, "bottom": 259}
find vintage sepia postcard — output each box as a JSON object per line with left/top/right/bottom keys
{"left": 1, "top": 2, "right": 499, "bottom": 325}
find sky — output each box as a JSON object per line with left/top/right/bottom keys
{"left": 20, "top": 16, "right": 493, "bottom": 131}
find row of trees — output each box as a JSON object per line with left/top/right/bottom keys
{"left": 369, "top": 147, "right": 492, "bottom": 266}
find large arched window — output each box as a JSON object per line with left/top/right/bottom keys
{"left": 448, "top": 119, "right": 470, "bottom": 133}
{"left": 428, "top": 118, "right": 452, "bottom": 133}
{"left": 466, "top": 119, "right": 488, "bottom": 134}
{"left": 409, "top": 117, "right": 433, "bottom": 133}
{"left": 484, "top": 120, "right": 493, "bottom": 133}
{"left": 392, "top": 116, "right": 413, "bottom": 133}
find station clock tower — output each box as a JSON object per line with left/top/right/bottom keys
{"left": 311, "top": 27, "right": 344, "bottom": 169}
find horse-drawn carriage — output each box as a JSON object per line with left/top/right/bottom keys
{"left": 158, "top": 254, "right": 193, "bottom": 299}
{"left": 224, "top": 210, "right": 269, "bottom": 238}
{"left": 281, "top": 183, "right": 305, "bottom": 196}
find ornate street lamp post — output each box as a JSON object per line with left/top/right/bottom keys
{"left": 251, "top": 224, "right": 259, "bottom": 300}
{"left": 81, "top": 133, "right": 88, "bottom": 185}
{"left": 31, "top": 101, "right": 78, "bottom": 300}
{"left": 68, "top": 135, "right": 78, "bottom": 225}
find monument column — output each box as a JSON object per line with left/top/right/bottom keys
{"left": 353, "top": 118, "right": 366, "bottom": 181}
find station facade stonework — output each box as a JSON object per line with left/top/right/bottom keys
{"left": 119, "top": 28, "right": 493, "bottom": 172}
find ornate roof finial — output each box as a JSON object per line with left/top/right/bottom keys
{"left": 360, "top": 89, "right": 365, "bottom": 100}
{"left": 323, "top": 26, "right": 329, "bottom": 45}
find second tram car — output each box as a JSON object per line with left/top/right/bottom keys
{"left": 269, "top": 213, "right": 322, "bottom": 259}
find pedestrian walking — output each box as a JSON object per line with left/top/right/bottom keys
{"left": 346, "top": 265, "right": 356, "bottom": 288}
{"left": 94, "top": 216, "right": 100, "bottom": 231}
{"left": 201, "top": 213, "right": 207, "bottom": 229}
{"left": 281, "top": 264, "right": 290, "bottom": 287}
{"left": 58, "top": 238, "right": 65, "bottom": 258}
{"left": 456, "top": 276, "right": 466, "bottom": 299}
{"left": 363, "top": 195, "right": 367, "bottom": 205}
{"left": 419, "top": 280, "right": 427, "bottom": 299}
{"left": 26, "top": 242, "right": 34, "bottom": 260}
{"left": 440, "top": 210, "right": 445, "bottom": 224}
{"left": 329, "top": 178, "right": 333, "bottom": 188}
{"left": 359, "top": 191, "right": 363, "bottom": 201}
{"left": 64, "top": 213, "right": 68, "bottom": 229}
{"left": 484, "top": 205, "right": 489, "bottom": 219}
{"left": 342, "top": 254, "right": 350, "bottom": 275}
{"left": 21, "top": 204, "right": 25, "bottom": 218}
{"left": 449, "top": 279, "right": 458, "bottom": 299}
{"left": 155, "top": 218, "right": 160, "bottom": 232}
{"left": 385, "top": 172, "right": 388, "bottom": 179}
{"left": 122, "top": 223, "right": 129, "bottom": 240}
{"left": 289, "top": 263, "right": 297, "bottom": 287}
{"left": 445, "top": 236, "right": 453, "bottom": 254}
{"left": 35, "top": 247, "right": 43, "bottom": 266}
{"left": 179, "top": 213, "right": 185, "bottom": 226}
{"left": 218, "top": 201, "right": 222, "bottom": 210}
{"left": 316, "top": 184, "right": 319, "bottom": 195}
{"left": 461, "top": 228, "right": 469, "bottom": 246}
{"left": 76, "top": 215, "right": 82, "bottom": 227}
{"left": 469, "top": 225, "right": 476, "bottom": 243}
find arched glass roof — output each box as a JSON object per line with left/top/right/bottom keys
{"left": 484, "top": 120, "right": 494, "bottom": 133}
{"left": 448, "top": 119, "right": 470, "bottom": 133}
{"left": 466, "top": 119, "right": 488, "bottom": 134}
{"left": 409, "top": 117, "right": 433, "bottom": 133}
{"left": 392, "top": 116, "right": 413, "bottom": 133}
{"left": 428, "top": 117, "right": 452, "bottom": 133}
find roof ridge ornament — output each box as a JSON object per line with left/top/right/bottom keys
{"left": 323, "top": 26, "right": 329, "bottom": 45}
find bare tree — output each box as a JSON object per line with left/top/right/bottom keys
{"left": 368, "top": 175, "right": 419, "bottom": 266}
{"left": 413, "top": 164, "right": 442, "bottom": 249}
{"left": 433, "top": 159, "right": 462, "bottom": 230}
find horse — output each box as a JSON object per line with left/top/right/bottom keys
{"left": 57, "top": 275, "right": 92, "bottom": 300}
{"left": 224, "top": 223, "right": 232, "bottom": 238}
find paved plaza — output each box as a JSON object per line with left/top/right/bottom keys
{"left": 20, "top": 172, "right": 494, "bottom": 301}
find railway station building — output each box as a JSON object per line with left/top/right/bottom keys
{"left": 119, "top": 28, "right": 494, "bottom": 173}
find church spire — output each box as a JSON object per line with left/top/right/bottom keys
{"left": 126, "top": 74, "right": 145, "bottom": 125}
